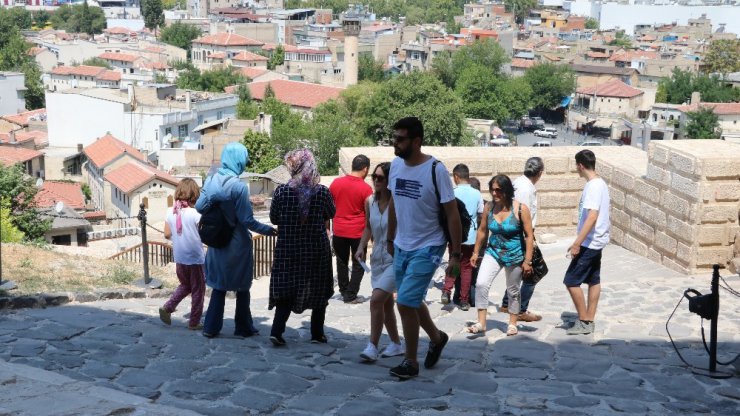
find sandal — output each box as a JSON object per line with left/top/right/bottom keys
{"left": 466, "top": 323, "right": 485, "bottom": 334}
{"left": 506, "top": 324, "right": 518, "bottom": 336}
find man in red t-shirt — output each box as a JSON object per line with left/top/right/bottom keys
{"left": 330, "top": 154, "right": 373, "bottom": 303}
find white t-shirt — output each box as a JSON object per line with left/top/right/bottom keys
{"left": 513, "top": 175, "right": 538, "bottom": 228}
{"left": 577, "top": 177, "right": 611, "bottom": 250}
{"left": 165, "top": 206, "right": 205, "bottom": 265}
{"left": 389, "top": 157, "right": 455, "bottom": 251}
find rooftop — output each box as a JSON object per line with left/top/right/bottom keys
{"left": 232, "top": 51, "right": 269, "bottom": 62}
{"left": 0, "top": 130, "right": 48, "bottom": 147}
{"left": 246, "top": 80, "right": 344, "bottom": 109}
{"left": 0, "top": 109, "right": 47, "bottom": 127}
{"left": 576, "top": 79, "right": 644, "bottom": 98}
{"left": 570, "top": 64, "right": 639, "bottom": 76}
{"left": 104, "top": 161, "right": 179, "bottom": 194}
{"left": 677, "top": 102, "right": 740, "bottom": 115}
{"left": 0, "top": 146, "right": 43, "bottom": 166}
{"left": 193, "top": 33, "right": 264, "bottom": 47}
{"left": 35, "top": 181, "right": 86, "bottom": 210}
{"left": 83, "top": 133, "right": 147, "bottom": 168}
{"left": 98, "top": 52, "right": 139, "bottom": 63}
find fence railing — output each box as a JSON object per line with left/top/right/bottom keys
{"left": 253, "top": 234, "right": 276, "bottom": 279}
{"left": 109, "top": 242, "right": 173, "bottom": 266}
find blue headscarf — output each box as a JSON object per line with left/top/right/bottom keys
{"left": 218, "top": 142, "right": 249, "bottom": 177}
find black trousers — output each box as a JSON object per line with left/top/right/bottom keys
{"left": 270, "top": 301, "right": 327, "bottom": 339}
{"left": 332, "top": 236, "right": 364, "bottom": 299}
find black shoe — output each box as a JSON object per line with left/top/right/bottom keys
{"left": 440, "top": 292, "right": 450, "bottom": 305}
{"left": 389, "top": 359, "right": 419, "bottom": 380}
{"left": 424, "top": 330, "right": 449, "bottom": 369}
{"left": 310, "top": 335, "right": 328, "bottom": 344}
{"left": 269, "top": 335, "right": 286, "bottom": 346}
{"left": 234, "top": 330, "right": 258, "bottom": 338}
{"left": 202, "top": 331, "right": 217, "bottom": 338}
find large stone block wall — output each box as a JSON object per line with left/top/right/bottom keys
{"left": 339, "top": 141, "right": 739, "bottom": 274}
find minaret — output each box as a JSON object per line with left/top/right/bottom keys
{"left": 342, "top": 16, "right": 361, "bottom": 87}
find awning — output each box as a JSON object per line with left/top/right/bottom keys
{"left": 192, "top": 118, "right": 229, "bottom": 133}
{"left": 557, "top": 96, "right": 572, "bottom": 108}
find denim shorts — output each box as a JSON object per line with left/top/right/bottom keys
{"left": 394, "top": 244, "right": 447, "bottom": 308}
{"left": 563, "top": 246, "right": 602, "bottom": 287}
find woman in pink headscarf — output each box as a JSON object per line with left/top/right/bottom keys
{"left": 268, "top": 149, "right": 336, "bottom": 346}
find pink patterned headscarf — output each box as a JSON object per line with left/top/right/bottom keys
{"left": 174, "top": 200, "right": 189, "bottom": 235}
{"left": 285, "top": 148, "right": 320, "bottom": 219}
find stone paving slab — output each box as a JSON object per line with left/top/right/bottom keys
{"left": 1, "top": 239, "right": 739, "bottom": 415}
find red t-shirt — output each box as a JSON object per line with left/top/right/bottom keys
{"left": 329, "top": 175, "right": 373, "bottom": 239}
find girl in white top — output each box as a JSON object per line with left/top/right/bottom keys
{"left": 355, "top": 162, "right": 405, "bottom": 362}
{"left": 159, "top": 178, "right": 207, "bottom": 330}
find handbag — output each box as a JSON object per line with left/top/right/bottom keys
{"left": 517, "top": 203, "right": 548, "bottom": 284}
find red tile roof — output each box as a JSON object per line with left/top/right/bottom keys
{"left": 0, "top": 109, "right": 46, "bottom": 127}
{"left": 104, "top": 161, "right": 179, "bottom": 194}
{"left": 609, "top": 50, "right": 659, "bottom": 62}
{"left": 27, "top": 47, "right": 45, "bottom": 56}
{"left": 51, "top": 65, "right": 107, "bottom": 77}
{"left": 232, "top": 51, "right": 268, "bottom": 62}
{"left": 262, "top": 43, "right": 299, "bottom": 52}
{"left": 511, "top": 58, "right": 536, "bottom": 69}
{"left": 35, "top": 181, "right": 85, "bottom": 210}
{"left": 586, "top": 51, "right": 610, "bottom": 59}
{"left": 237, "top": 67, "right": 268, "bottom": 80}
{"left": 677, "top": 102, "right": 740, "bottom": 115}
{"left": 246, "top": 80, "right": 344, "bottom": 109}
{"left": 96, "top": 70, "right": 122, "bottom": 82}
{"left": 104, "top": 27, "right": 135, "bottom": 35}
{"left": 207, "top": 52, "right": 227, "bottom": 59}
{"left": 83, "top": 133, "right": 147, "bottom": 168}
{"left": 0, "top": 147, "right": 42, "bottom": 166}
{"left": 576, "top": 79, "right": 644, "bottom": 98}
{"left": 99, "top": 52, "right": 139, "bottom": 63}
{"left": 83, "top": 211, "right": 106, "bottom": 220}
{"left": 193, "top": 33, "right": 263, "bottom": 47}
{"left": 141, "top": 61, "right": 169, "bottom": 70}
{"left": 0, "top": 130, "right": 47, "bottom": 146}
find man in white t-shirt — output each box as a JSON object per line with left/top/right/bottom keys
{"left": 386, "top": 117, "right": 462, "bottom": 380}
{"left": 501, "top": 157, "right": 545, "bottom": 322}
{"left": 564, "top": 150, "right": 610, "bottom": 335}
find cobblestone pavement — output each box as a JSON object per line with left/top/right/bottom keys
{"left": 1, "top": 239, "right": 739, "bottom": 415}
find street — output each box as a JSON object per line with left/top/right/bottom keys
{"left": 504, "top": 124, "right": 620, "bottom": 147}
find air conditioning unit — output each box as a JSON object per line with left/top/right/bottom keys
{"left": 87, "top": 232, "right": 94, "bottom": 240}
{"left": 127, "top": 228, "right": 138, "bottom": 236}
{"left": 105, "top": 231, "right": 114, "bottom": 238}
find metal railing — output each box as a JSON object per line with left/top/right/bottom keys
{"left": 109, "top": 241, "right": 173, "bottom": 266}
{"left": 253, "top": 234, "right": 276, "bottom": 279}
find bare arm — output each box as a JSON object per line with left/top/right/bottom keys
{"left": 443, "top": 199, "right": 462, "bottom": 255}
{"left": 164, "top": 221, "right": 172, "bottom": 240}
{"left": 355, "top": 197, "right": 372, "bottom": 261}
{"left": 570, "top": 210, "right": 599, "bottom": 256}
{"left": 386, "top": 195, "right": 396, "bottom": 257}
{"left": 520, "top": 203, "right": 534, "bottom": 275}
{"left": 470, "top": 202, "right": 491, "bottom": 266}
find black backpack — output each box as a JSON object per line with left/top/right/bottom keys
{"left": 431, "top": 160, "right": 472, "bottom": 243}
{"left": 197, "top": 176, "right": 236, "bottom": 249}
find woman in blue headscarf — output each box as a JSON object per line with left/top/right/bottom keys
{"left": 196, "top": 142, "right": 276, "bottom": 338}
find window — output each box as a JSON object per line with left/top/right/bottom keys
{"left": 178, "top": 124, "right": 188, "bottom": 138}
{"left": 165, "top": 127, "right": 172, "bottom": 136}
{"left": 142, "top": 197, "right": 149, "bottom": 209}
{"left": 217, "top": 111, "right": 223, "bottom": 119}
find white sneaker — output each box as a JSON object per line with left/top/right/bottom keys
{"left": 360, "top": 342, "right": 379, "bottom": 362}
{"left": 381, "top": 342, "right": 405, "bottom": 358}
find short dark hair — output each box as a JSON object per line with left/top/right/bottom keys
{"left": 469, "top": 177, "right": 481, "bottom": 191}
{"left": 452, "top": 164, "right": 469, "bottom": 179}
{"left": 488, "top": 174, "right": 515, "bottom": 209}
{"left": 393, "top": 117, "right": 424, "bottom": 143}
{"left": 575, "top": 149, "right": 596, "bottom": 171}
{"left": 351, "top": 154, "right": 370, "bottom": 171}
{"left": 523, "top": 157, "right": 545, "bottom": 178}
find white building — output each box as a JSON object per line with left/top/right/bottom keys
{"left": 0, "top": 72, "right": 26, "bottom": 116}
{"left": 46, "top": 65, "right": 121, "bottom": 91}
{"left": 46, "top": 84, "right": 238, "bottom": 155}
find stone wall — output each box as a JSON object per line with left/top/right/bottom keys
{"left": 339, "top": 140, "right": 739, "bottom": 275}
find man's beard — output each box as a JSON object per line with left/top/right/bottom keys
{"left": 395, "top": 145, "right": 412, "bottom": 160}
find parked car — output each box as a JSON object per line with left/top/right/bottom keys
{"left": 578, "top": 141, "right": 603, "bottom": 147}
{"left": 489, "top": 138, "right": 512, "bottom": 147}
{"left": 533, "top": 140, "right": 553, "bottom": 147}
{"left": 534, "top": 128, "right": 558, "bottom": 138}
{"left": 531, "top": 117, "right": 546, "bottom": 128}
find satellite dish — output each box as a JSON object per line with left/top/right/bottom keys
{"left": 55, "top": 201, "right": 64, "bottom": 214}
{"left": 36, "top": 178, "right": 44, "bottom": 188}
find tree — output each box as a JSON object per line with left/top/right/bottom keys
{"left": 358, "top": 71, "right": 468, "bottom": 146}
{"left": 162, "top": 0, "right": 186, "bottom": 9}
{"left": 305, "top": 100, "right": 370, "bottom": 175}
{"left": 523, "top": 63, "right": 576, "bottom": 110}
{"left": 236, "top": 85, "right": 259, "bottom": 120}
{"left": 142, "top": 0, "right": 165, "bottom": 33}
{"left": 684, "top": 107, "right": 721, "bottom": 140}
{"left": 260, "top": 95, "right": 308, "bottom": 155}
{"left": 0, "top": 206, "right": 25, "bottom": 243}
{"left": 175, "top": 67, "right": 245, "bottom": 92}
{"left": 32, "top": 10, "right": 51, "bottom": 29}
{"left": 242, "top": 130, "right": 282, "bottom": 174}
{"left": 0, "top": 164, "right": 51, "bottom": 242}
{"left": 432, "top": 39, "right": 509, "bottom": 88}
{"left": 455, "top": 65, "right": 532, "bottom": 123}
{"left": 81, "top": 57, "right": 112, "bottom": 68}
{"left": 656, "top": 68, "right": 740, "bottom": 104}
{"left": 585, "top": 17, "right": 599, "bottom": 30}
{"left": 504, "top": 0, "right": 537, "bottom": 23}
{"left": 264, "top": 83, "right": 276, "bottom": 100}
{"left": 268, "top": 45, "right": 285, "bottom": 70}
{"left": 0, "top": 18, "right": 45, "bottom": 110}
{"left": 358, "top": 53, "right": 386, "bottom": 83}
{"left": 160, "top": 22, "right": 201, "bottom": 58}
{"left": 702, "top": 39, "right": 740, "bottom": 75}
{"left": 50, "top": 4, "right": 106, "bottom": 34}
{"left": 608, "top": 30, "right": 632, "bottom": 48}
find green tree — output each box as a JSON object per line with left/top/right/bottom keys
{"left": 264, "top": 83, "right": 276, "bottom": 100}
{"left": 175, "top": 67, "right": 245, "bottom": 92}
{"left": 50, "top": 4, "right": 106, "bottom": 34}
{"left": 656, "top": 68, "right": 740, "bottom": 104}
{"left": 268, "top": 44, "right": 285, "bottom": 70}
{"left": 32, "top": 10, "right": 52, "bottom": 29}
{"left": 236, "top": 85, "right": 259, "bottom": 120}
{"left": 608, "top": 30, "right": 632, "bottom": 48}
{"left": 0, "top": 18, "right": 44, "bottom": 110}
{"left": 585, "top": 17, "right": 599, "bottom": 30}
{"left": 455, "top": 65, "right": 532, "bottom": 123}
{"left": 260, "top": 96, "right": 307, "bottom": 154}
{"left": 160, "top": 22, "right": 201, "bottom": 58}
{"left": 0, "top": 206, "right": 25, "bottom": 243}
{"left": 162, "top": 0, "right": 187, "bottom": 9}
{"left": 702, "top": 39, "right": 740, "bottom": 75}
{"left": 242, "top": 130, "right": 282, "bottom": 174}
{"left": 142, "top": 0, "right": 165, "bottom": 33}
{"left": 359, "top": 71, "right": 468, "bottom": 145}
{"left": 432, "top": 39, "right": 509, "bottom": 88}
{"left": 79, "top": 0, "right": 94, "bottom": 35}
{"left": 81, "top": 57, "right": 112, "bottom": 68}
{"left": 684, "top": 107, "right": 721, "bottom": 139}
{"left": 305, "top": 100, "right": 370, "bottom": 175}
{"left": 0, "top": 164, "right": 51, "bottom": 242}
{"left": 523, "top": 63, "right": 576, "bottom": 110}
{"left": 358, "top": 53, "right": 386, "bottom": 83}
{"left": 504, "top": 0, "right": 537, "bottom": 23}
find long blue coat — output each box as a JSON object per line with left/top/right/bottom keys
{"left": 195, "top": 173, "right": 273, "bottom": 291}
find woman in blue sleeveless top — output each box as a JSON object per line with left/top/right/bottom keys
{"left": 469, "top": 175, "right": 534, "bottom": 336}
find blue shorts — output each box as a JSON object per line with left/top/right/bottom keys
{"left": 394, "top": 244, "right": 446, "bottom": 308}
{"left": 563, "top": 246, "right": 602, "bottom": 287}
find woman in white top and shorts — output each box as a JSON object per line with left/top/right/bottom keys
{"left": 356, "top": 162, "right": 405, "bottom": 362}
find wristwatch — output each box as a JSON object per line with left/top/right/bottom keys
{"left": 450, "top": 252, "right": 462, "bottom": 259}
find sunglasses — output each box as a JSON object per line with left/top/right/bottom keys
{"left": 371, "top": 174, "right": 386, "bottom": 181}
{"left": 491, "top": 188, "right": 504, "bottom": 194}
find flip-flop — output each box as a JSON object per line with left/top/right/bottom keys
{"left": 466, "top": 323, "right": 485, "bottom": 334}
{"left": 506, "top": 324, "right": 518, "bottom": 336}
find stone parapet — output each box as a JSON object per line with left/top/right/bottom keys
{"left": 339, "top": 140, "right": 739, "bottom": 274}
